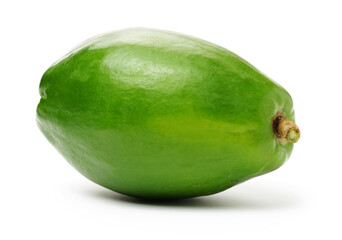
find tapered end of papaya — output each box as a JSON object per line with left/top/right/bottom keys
{"left": 273, "top": 113, "right": 300, "bottom": 143}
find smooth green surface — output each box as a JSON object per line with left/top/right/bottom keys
{"left": 37, "top": 28, "right": 295, "bottom": 199}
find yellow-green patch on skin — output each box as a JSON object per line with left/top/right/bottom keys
{"left": 150, "top": 114, "right": 259, "bottom": 145}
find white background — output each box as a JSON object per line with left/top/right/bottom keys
{"left": 1, "top": 0, "right": 341, "bottom": 239}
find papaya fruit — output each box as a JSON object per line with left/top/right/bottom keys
{"left": 37, "top": 28, "right": 300, "bottom": 199}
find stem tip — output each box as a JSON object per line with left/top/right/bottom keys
{"left": 273, "top": 113, "right": 300, "bottom": 143}
{"left": 286, "top": 129, "right": 300, "bottom": 143}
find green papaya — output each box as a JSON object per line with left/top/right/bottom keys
{"left": 37, "top": 28, "right": 300, "bottom": 199}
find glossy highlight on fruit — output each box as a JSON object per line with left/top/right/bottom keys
{"left": 37, "top": 28, "right": 300, "bottom": 199}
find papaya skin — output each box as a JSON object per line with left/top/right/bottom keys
{"left": 37, "top": 28, "right": 298, "bottom": 199}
